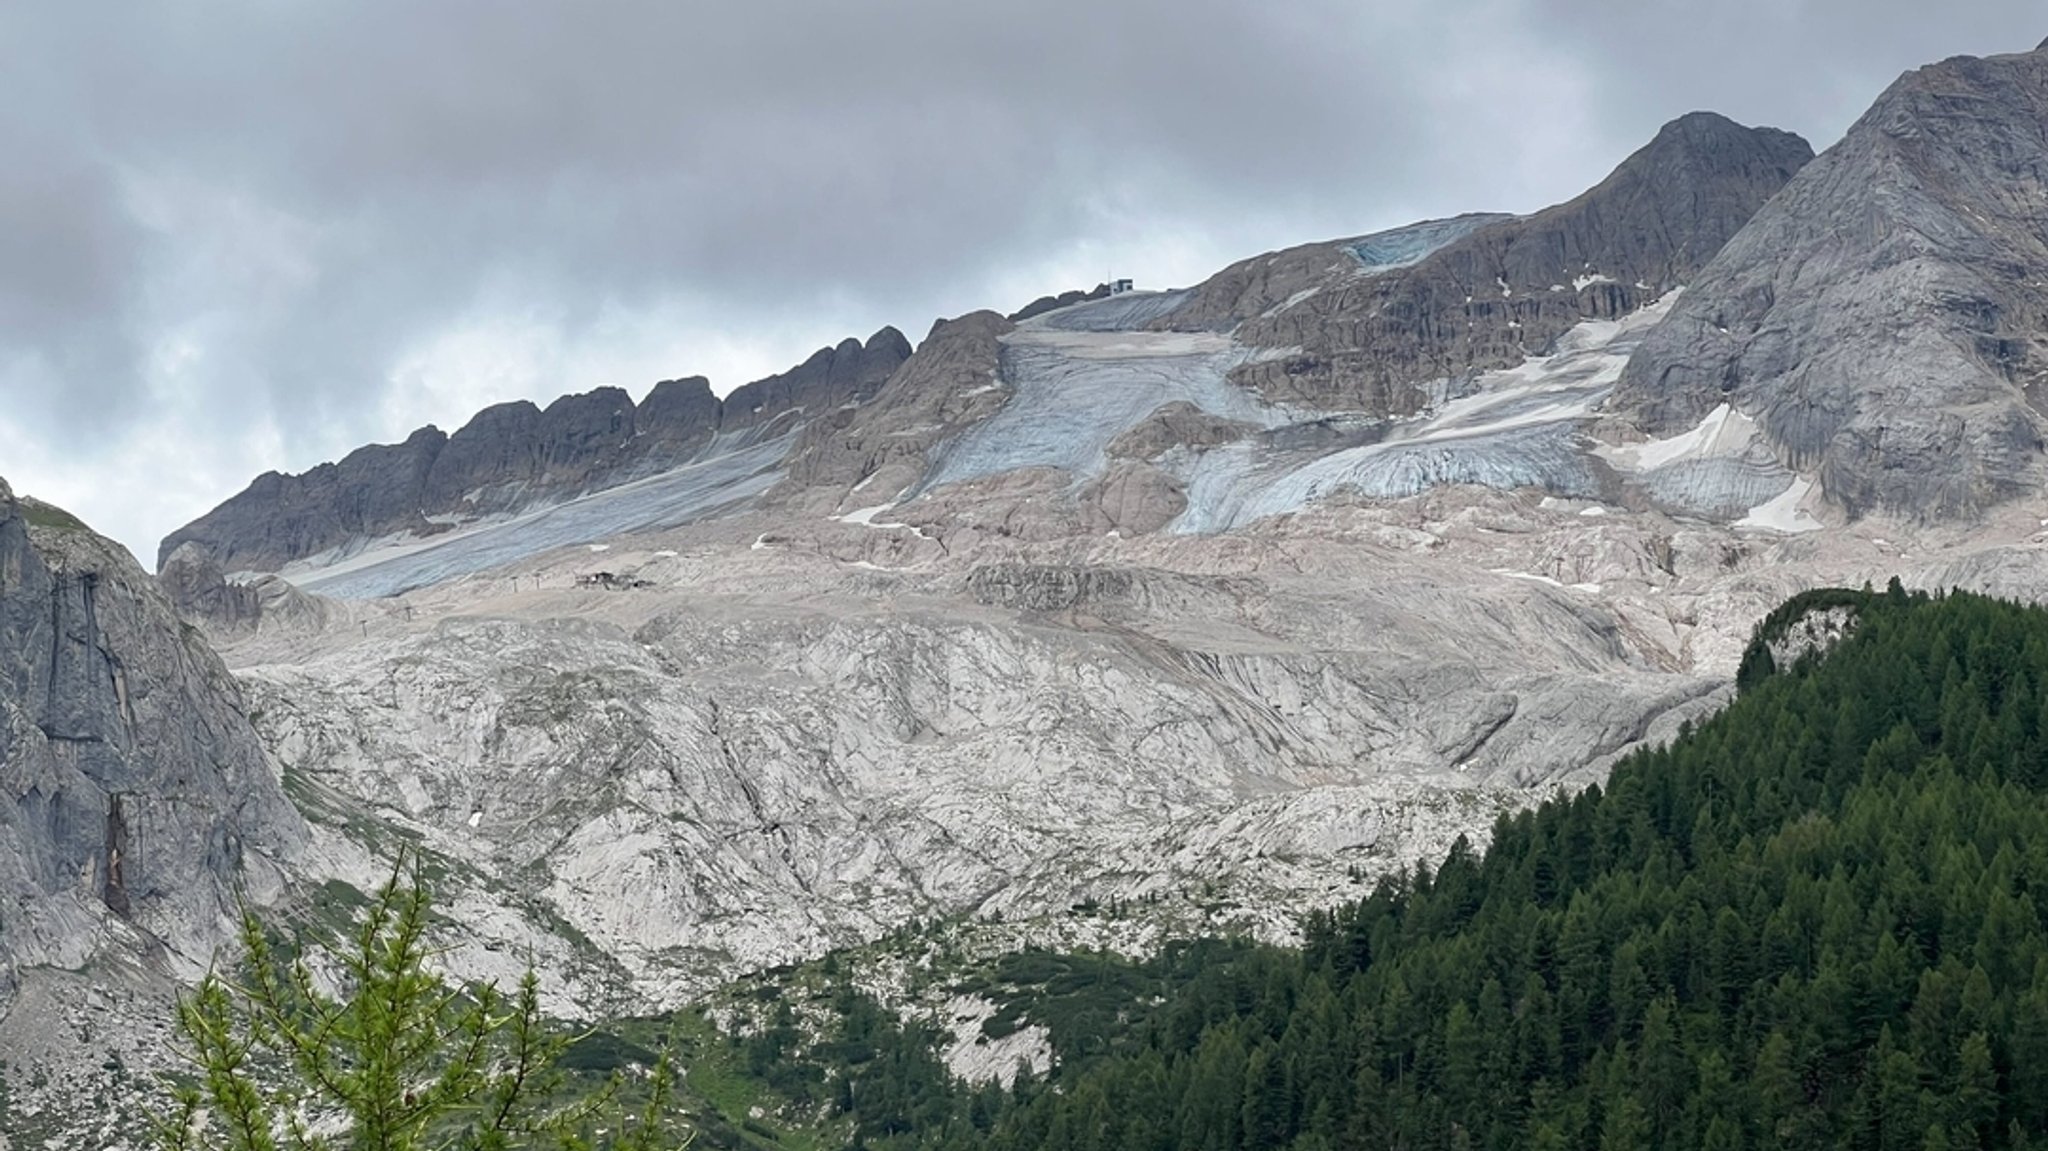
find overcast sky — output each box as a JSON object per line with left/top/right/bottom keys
{"left": 0, "top": 2, "right": 2040, "bottom": 565}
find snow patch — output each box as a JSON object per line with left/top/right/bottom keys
{"left": 1495, "top": 570, "right": 1602, "bottom": 594}
{"left": 1735, "top": 476, "right": 1823, "bottom": 533}
{"left": 834, "top": 503, "right": 898, "bottom": 527}
{"left": 1599, "top": 403, "right": 1757, "bottom": 472}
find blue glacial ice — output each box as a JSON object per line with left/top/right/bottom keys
{"left": 1164, "top": 298, "right": 1681, "bottom": 532}
{"left": 291, "top": 429, "right": 794, "bottom": 599}
{"left": 916, "top": 288, "right": 1714, "bottom": 534}
{"left": 1173, "top": 424, "right": 1603, "bottom": 533}
{"left": 1343, "top": 215, "right": 1513, "bottom": 275}
{"left": 918, "top": 293, "right": 1299, "bottom": 493}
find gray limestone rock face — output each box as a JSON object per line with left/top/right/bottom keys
{"left": 774, "top": 312, "right": 1016, "bottom": 509}
{"left": 1167, "top": 114, "right": 1813, "bottom": 415}
{"left": 964, "top": 562, "right": 1258, "bottom": 617}
{"left": 0, "top": 478, "right": 304, "bottom": 983}
{"left": 719, "top": 327, "right": 912, "bottom": 436}
{"left": 157, "top": 542, "right": 264, "bottom": 631}
{"left": 1106, "top": 401, "right": 1259, "bottom": 462}
{"left": 422, "top": 398, "right": 546, "bottom": 510}
{"left": 1613, "top": 43, "right": 2048, "bottom": 519}
{"left": 160, "top": 425, "right": 453, "bottom": 577}
{"left": 636, "top": 376, "right": 723, "bottom": 457}
{"left": 1079, "top": 462, "right": 1189, "bottom": 536}
{"left": 160, "top": 328, "right": 913, "bottom": 573}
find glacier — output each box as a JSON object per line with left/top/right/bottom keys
{"left": 917, "top": 292, "right": 1298, "bottom": 493}
{"left": 914, "top": 285, "right": 1808, "bottom": 538}
{"left": 291, "top": 428, "right": 794, "bottom": 598}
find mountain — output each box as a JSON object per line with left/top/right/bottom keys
{"left": 1614, "top": 42, "right": 2048, "bottom": 520}
{"left": 158, "top": 113, "right": 1813, "bottom": 590}
{"left": 140, "top": 53, "right": 2048, "bottom": 1018}
{"left": 97, "top": 37, "right": 2048, "bottom": 1147}
{"left": 158, "top": 327, "right": 911, "bottom": 573}
{"left": 758, "top": 112, "right": 1812, "bottom": 548}
{"left": 1163, "top": 112, "right": 1814, "bottom": 414}
{"left": 132, "top": 105, "right": 1883, "bottom": 1029}
{"left": 0, "top": 477, "right": 305, "bottom": 1143}
{"left": 0, "top": 479, "right": 303, "bottom": 968}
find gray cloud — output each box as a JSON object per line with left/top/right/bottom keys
{"left": 0, "top": 0, "right": 2039, "bottom": 563}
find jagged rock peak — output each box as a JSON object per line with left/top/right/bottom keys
{"left": 1647, "top": 109, "right": 1805, "bottom": 152}
{"left": 1612, "top": 40, "right": 2048, "bottom": 520}
{"left": 160, "top": 327, "right": 913, "bottom": 573}
{"left": 775, "top": 310, "right": 1014, "bottom": 502}
{"left": 1178, "top": 112, "right": 1810, "bottom": 414}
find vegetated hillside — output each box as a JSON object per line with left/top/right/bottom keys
{"left": 717, "top": 585, "right": 2048, "bottom": 1151}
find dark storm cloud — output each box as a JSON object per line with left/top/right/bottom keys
{"left": 0, "top": 0, "right": 2040, "bottom": 562}
{"left": 1519, "top": 0, "right": 2045, "bottom": 163}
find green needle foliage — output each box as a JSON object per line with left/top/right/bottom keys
{"left": 154, "top": 853, "right": 689, "bottom": 1151}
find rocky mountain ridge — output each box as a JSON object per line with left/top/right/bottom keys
{"left": 1614, "top": 41, "right": 2048, "bottom": 520}
{"left": 134, "top": 38, "right": 2048, "bottom": 1025}
{"left": 159, "top": 327, "right": 912, "bottom": 573}
{"left": 0, "top": 479, "right": 303, "bottom": 975}
{"left": 1163, "top": 112, "right": 1814, "bottom": 414}
{"left": 161, "top": 113, "right": 1817, "bottom": 584}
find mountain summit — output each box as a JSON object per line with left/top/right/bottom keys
{"left": 1614, "top": 42, "right": 2048, "bottom": 518}
{"left": 1167, "top": 111, "right": 1813, "bottom": 414}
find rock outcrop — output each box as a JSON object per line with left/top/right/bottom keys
{"left": 1008, "top": 283, "right": 1112, "bottom": 323}
{"left": 1165, "top": 113, "right": 1813, "bottom": 414}
{"left": 159, "top": 328, "right": 912, "bottom": 573}
{"left": 1613, "top": 44, "right": 2048, "bottom": 519}
{"left": 773, "top": 312, "right": 1016, "bottom": 511}
{"left": 0, "top": 478, "right": 303, "bottom": 980}
{"left": 157, "top": 542, "right": 265, "bottom": 631}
